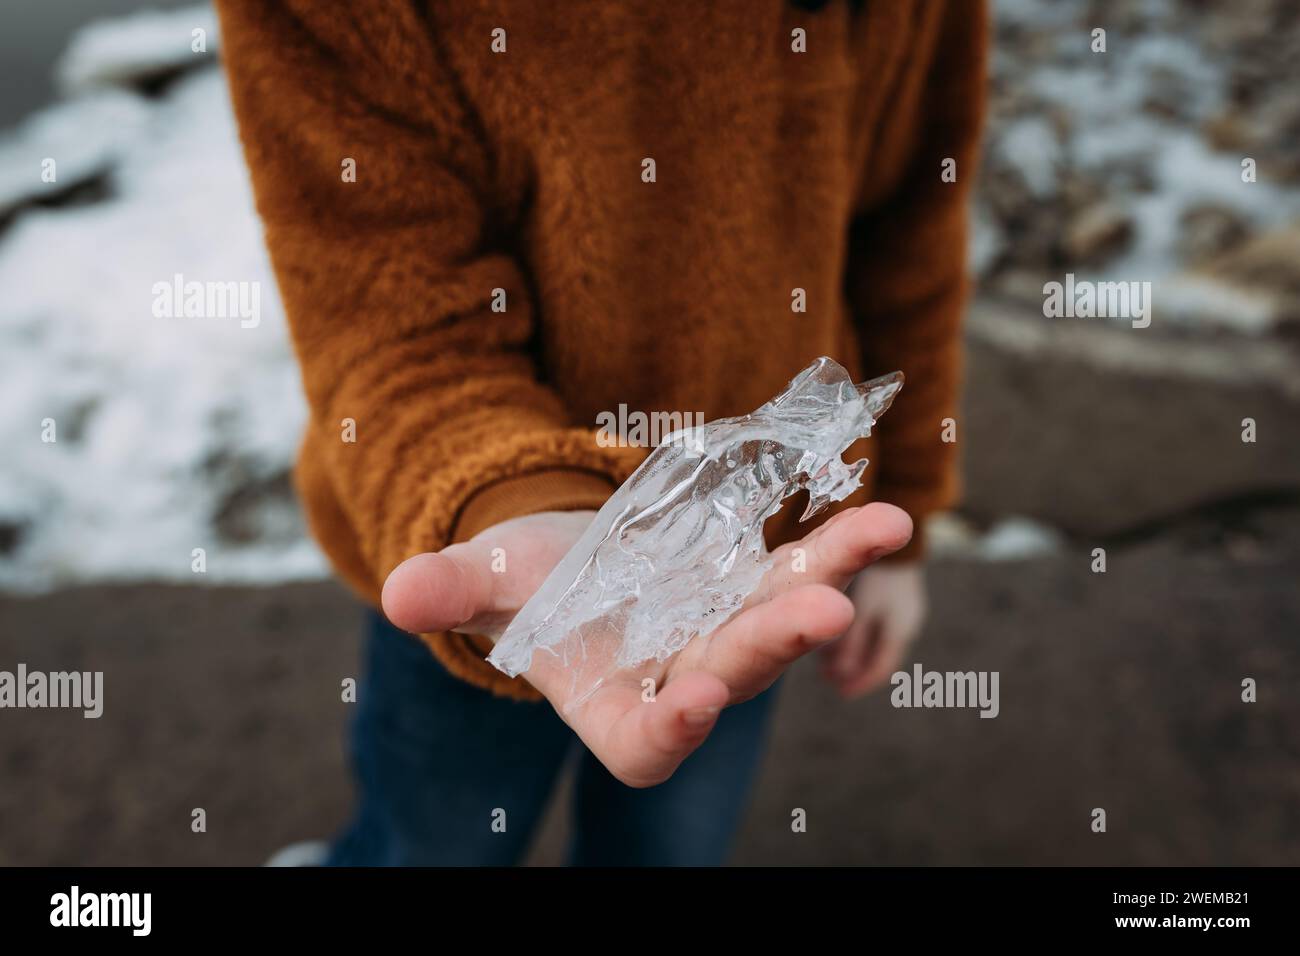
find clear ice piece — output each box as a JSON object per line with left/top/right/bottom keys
{"left": 488, "top": 356, "right": 903, "bottom": 706}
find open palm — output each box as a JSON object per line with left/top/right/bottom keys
{"left": 383, "top": 502, "right": 912, "bottom": 787}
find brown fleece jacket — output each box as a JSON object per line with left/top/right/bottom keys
{"left": 216, "top": 0, "right": 987, "bottom": 700}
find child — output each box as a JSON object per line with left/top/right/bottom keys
{"left": 217, "top": 0, "right": 986, "bottom": 865}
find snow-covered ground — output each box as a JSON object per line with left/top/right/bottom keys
{"left": 0, "top": 6, "right": 325, "bottom": 590}
{"left": 981, "top": 0, "right": 1300, "bottom": 331}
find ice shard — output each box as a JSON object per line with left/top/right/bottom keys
{"left": 488, "top": 356, "right": 903, "bottom": 706}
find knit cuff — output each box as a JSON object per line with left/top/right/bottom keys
{"left": 453, "top": 469, "right": 618, "bottom": 543}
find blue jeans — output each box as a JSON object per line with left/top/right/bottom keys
{"left": 325, "top": 612, "right": 778, "bottom": 866}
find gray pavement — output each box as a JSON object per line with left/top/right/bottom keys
{"left": 2, "top": 505, "right": 1295, "bottom": 865}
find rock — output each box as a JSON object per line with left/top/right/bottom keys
{"left": 988, "top": 268, "right": 1053, "bottom": 310}
{"left": 1142, "top": 65, "right": 1195, "bottom": 122}
{"left": 1062, "top": 203, "right": 1134, "bottom": 265}
{"left": 1177, "top": 204, "right": 1251, "bottom": 264}
{"left": 211, "top": 469, "right": 301, "bottom": 546}
{"left": 1165, "top": 225, "right": 1300, "bottom": 332}
{"left": 0, "top": 520, "right": 24, "bottom": 557}
{"left": 959, "top": 297, "right": 1300, "bottom": 536}
{"left": 1059, "top": 170, "right": 1107, "bottom": 213}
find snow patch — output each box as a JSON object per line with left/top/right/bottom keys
{"left": 55, "top": 4, "right": 219, "bottom": 94}
{"left": 928, "top": 514, "right": 1066, "bottom": 562}
{"left": 0, "top": 91, "right": 151, "bottom": 215}
{"left": 0, "top": 60, "right": 325, "bottom": 592}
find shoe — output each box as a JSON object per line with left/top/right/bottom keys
{"left": 264, "top": 840, "right": 329, "bottom": 867}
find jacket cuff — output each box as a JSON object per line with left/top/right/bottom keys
{"left": 454, "top": 469, "right": 619, "bottom": 543}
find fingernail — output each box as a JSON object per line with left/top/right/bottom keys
{"left": 683, "top": 706, "right": 721, "bottom": 728}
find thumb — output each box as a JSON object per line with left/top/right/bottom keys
{"left": 381, "top": 544, "right": 496, "bottom": 634}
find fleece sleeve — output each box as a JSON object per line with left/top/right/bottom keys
{"left": 215, "top": 1, "right": 642, "bottom": 696}
{"left": 845, "top": 0, "right": 989, "bottom": 562}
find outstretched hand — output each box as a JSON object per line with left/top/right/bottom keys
{"left": 383, "top": 502, "right": 912, "bottom": 787}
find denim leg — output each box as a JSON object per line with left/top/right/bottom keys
{"left": 567, "top": 683, "right": 780, "bottom": 866}
{"left": 326, "top": 612, "right": 574, "bottom": 866}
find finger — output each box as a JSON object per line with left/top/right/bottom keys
{"left": 818, "top": 570, "right": 872, "bottom": 676}
{"left": 802, "top": 502, "right": 912, "bottom": 583}
{"left": 381, "top": 544, "right": 496, "bottom": 634}
{"left": 817, "top": 604, "right": 868, "bottom": 671}
{"left": 817, "top": 625, "right": 857, "bottom": 675}
{"left": 839, "top": 636, "right": 909, "bottom": 699}
{"left": 703, "top": 584, "right": 855, "bottom": 697}
{"left": 797, "top": 503, "right": 862, "bottom": 543}
{"left": 764, "top": 503, "right": 913, "bottom": 598}
{"left": 821, "top": 615, "right": 879, "bottom": 683}
{"left": 835, "top": 588, "right": 927, "bottom": 697}
{"left": 597, "top": 671, "right": 730, "bottom": 788}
